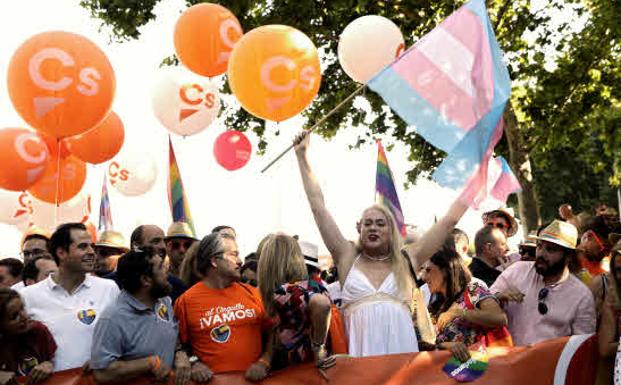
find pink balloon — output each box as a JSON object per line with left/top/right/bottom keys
{"left": 213, "top": 130, "right": 251, "bottom": 171}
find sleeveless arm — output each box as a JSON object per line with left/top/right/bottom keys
{"left": 294, "top": 133, "right": 355, "bottom": 266}
{"left": 406, "top": 198, "right": 468, "bottom": 268}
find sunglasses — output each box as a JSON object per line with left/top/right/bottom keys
{"left": 538, "top": 287, "right": 549, "bottom": 315}
{"left": 167, "top": 239, "right": 194, "bottom": 251}
{"left": 487, "top": 221, "right": 507, "bottom": 230}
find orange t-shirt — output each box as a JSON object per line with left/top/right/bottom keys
{"left": 174, "top": 282, "right": 269, "bottom": 373}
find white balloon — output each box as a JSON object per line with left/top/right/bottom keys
{"left": 0, "top": 189, "right": 32, "bottom": 226}
{"left": 30, "top": 191, "right": 91, "bottom": 230}
{"left": 108, "top": 152, "right": 157, "bottom": 197}
{"left": 152, "top": 68, "right": 221, "bottom": 136}
{"left": 338, "top": 15, "right": 405, "bottom": 83}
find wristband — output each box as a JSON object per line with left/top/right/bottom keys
{"left": 462, "top": 308, "right": 467, "bottom": 319}
{"left": 148, "top": 356, "right": 161, "bottom": 371}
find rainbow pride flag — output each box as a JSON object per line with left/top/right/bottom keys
{"left": 168, "top": 137, "right": 195, "bottom": 235}
{"left": 375, "top": 141, "right": 406, "bottom": 237}
{"left": 98, "top": 173, "right": 113, "bottom": 231}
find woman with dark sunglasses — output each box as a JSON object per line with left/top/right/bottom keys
{"left": 0, "top": 289, "right": 56, "bottom": 385}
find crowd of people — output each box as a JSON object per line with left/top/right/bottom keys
{"left": 0, "top": 133, "right": 620, "bottom": 384}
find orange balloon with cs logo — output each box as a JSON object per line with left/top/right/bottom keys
{"left": 227, "top": 25, "right": 321, "bottom": 122}
{"left": 174, "top": 3, "right": 243, "bottom": 77}
{"left": 28, "top": 154, "right": 86, "bottom": 204}
{"left": 7, "top": 31, "right": 116, "bottom": 138}
{"left": 0, "top": 128, "right": 50, "bottom": 191}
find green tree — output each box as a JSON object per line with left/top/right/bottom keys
{"left": 81, "top": 0, "right": 621, "bottom": 231}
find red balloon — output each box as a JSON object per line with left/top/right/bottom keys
{"left": 65, "top": 111, "right": 124, "bottom": 164}
{"left": 213, "top": 130, "right": 251, "bottom": 171}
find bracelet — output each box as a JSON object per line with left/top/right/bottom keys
{"left": 147, "top": 356, "right": 161, "bottom": 371}
{"left": 257, "top": 357, "right": 271, "bottom": 371}
{"left": 462, "top": 308, "right": 467, "bottom": 319}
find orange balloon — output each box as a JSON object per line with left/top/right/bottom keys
{"left": 228, "top": 25, "right": 321, "bottom": 122}
{"left": 7, "top": 31, "right": 116, "bottom": 138}
{"left": 66, "top": 111, "right": 125, "bottom": 164}
{"left": 0, "top": 128, "right": 50, "bottom": 191}
{"left": 41, "top": 133, "right": 71, "bottom": 159}
{"left": 174, "top": 3, "right": 243, "bottom": 77}
{"left": 28, "top": 154, "right": 86, "bottom": 204}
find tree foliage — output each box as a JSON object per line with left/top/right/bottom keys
{"left": 81, "top": 0, "right": 621, "bottom": 219}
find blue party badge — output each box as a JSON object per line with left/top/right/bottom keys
{"left": 77, "top": 309, "right": 97, "bottom": 325}
{"left": 17, "top": 357, "right": 38, "bottom": 376}
{"left": 156, "top": 303, "right": 170, "bottom": 321}
{"left": 210, "top": 324, "right": 231, "bottom": 343}
{"left": 442, "top": 343, "right": 489, "bottom": 383}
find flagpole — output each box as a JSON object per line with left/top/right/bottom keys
{"left": 261, "top": 83, "right": 367, "bottom": 173}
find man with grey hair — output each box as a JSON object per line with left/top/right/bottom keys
{"left": 174, "top": 233, "right": 272, "bottom": 382}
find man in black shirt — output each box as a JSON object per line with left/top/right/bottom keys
{"left": 469, "top": 226, "right": 508, "bottom": 287}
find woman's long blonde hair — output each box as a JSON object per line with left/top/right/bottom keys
{"left": 358, "top": 204, "right": 414, "bottom": 299}
{"left": 257, "top": 233, "right": 308, "bottom": 316}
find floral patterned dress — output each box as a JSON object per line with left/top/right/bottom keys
{"left": 434, "top": 282, "right": 497, "bottom": 345}
{"left": 273, "top": 278, "right": 330, "bottom": 366}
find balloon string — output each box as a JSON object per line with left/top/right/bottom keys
{"left": 261, "top": 83, "right": 367, "bottom": 173}
{"left": 54, "top": 139, "right": 61, "bottom": 229}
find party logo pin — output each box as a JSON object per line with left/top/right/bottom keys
{"left": 157, "top": 303, "right": 170, "bottom": 321}
{"left": 18, "top": 357, "right": 38, "bottom": 376}
{"left": 77, "top": 309, "right": 97, "bottom": 325}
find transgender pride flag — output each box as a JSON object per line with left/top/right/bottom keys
{"left": 368, "top": 0, "right": 520, "bottom": 206}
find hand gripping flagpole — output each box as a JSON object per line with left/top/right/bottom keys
{"left": 260, "top": 83, "right": 367, "bottom": 173}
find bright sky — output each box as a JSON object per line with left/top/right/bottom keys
{"left": 0, "top": 0, "right": 518, "bottom": 260}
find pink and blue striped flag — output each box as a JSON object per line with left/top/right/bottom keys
{"left": 98, "top": 173, "right": 113, "bottom": 231}
{"left": 375, "top": 141, "right": 406, "bottom": 237}
{"left": 368, "top": 0, "right": 520, "bottom": 206}
{"left": 168, "top": 137, "right": 196, "bottom": 235}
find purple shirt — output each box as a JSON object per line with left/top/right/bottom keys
{"left": 490, "top": 261, "right": 595, "bottom": 346}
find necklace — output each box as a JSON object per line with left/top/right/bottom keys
{"left": 362, "top": 253, "right": 391, "bottom": 262}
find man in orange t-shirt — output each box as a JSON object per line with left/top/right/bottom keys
{"left": 174, "top": 232, "right": 272, "bottom": 382}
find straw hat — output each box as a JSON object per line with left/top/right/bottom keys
{"left": 96, "top": 230, "right": 129, "bottom": 252}
{"left": 482, "top": 208, "right": 518, "bottom": 237}
{"left": 536, "top": 220, "right": 578, "bottom": 250}
{"left": 166, "top": 222, "right": 197, "bottom": 240}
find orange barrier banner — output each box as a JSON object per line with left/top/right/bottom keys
{"left": 18, "top": 335, "right": 598, "bottom": 385}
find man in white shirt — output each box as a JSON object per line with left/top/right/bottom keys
{"left": 20, "top": 223, "right": 120, "bottom": 371}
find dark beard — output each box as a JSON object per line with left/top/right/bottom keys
{"left": 149, "top": 280, "right": 172, "bottom": 299}
{"left": 535, "top": 255, "right": 567, "bottom": 277}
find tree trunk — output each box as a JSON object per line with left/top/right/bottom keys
{"left": 503, "top": 105, "right": 541, "bottom": 236}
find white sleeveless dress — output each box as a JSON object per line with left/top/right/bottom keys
{"left": 341, "top": 258, "right": 419, "bottom": 357}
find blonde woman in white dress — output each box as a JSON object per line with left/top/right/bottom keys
{"left": 293, "top": 131, "right": 468, "bottom": 357}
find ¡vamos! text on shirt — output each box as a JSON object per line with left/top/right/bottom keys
{"left": 199, "top": 303, "right": 257, "bottom": 329}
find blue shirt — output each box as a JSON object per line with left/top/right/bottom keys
{"left": 90, "top": 291, "right": 178, "bottom": 369}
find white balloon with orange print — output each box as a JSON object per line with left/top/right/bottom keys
{"left": 108, "top": 151, "right": 158, "bottom": 197}
{"left": 152, "top": 68, "right": 221, "bottom": 137}
{"left": 338, "top": 15, "right": 405, "bottom": 83}
{"left": 0, "top": 190, "right": 33, "bottom": 226}
{"left": 29, "top": 190, "right": 91, "bottom": 231}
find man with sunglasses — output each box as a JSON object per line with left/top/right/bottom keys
{"left": 490, "top": 220, "right": 596, "bottom": 346}
{"left": 166, "top": 222, "right": 198, "bottom": 279}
